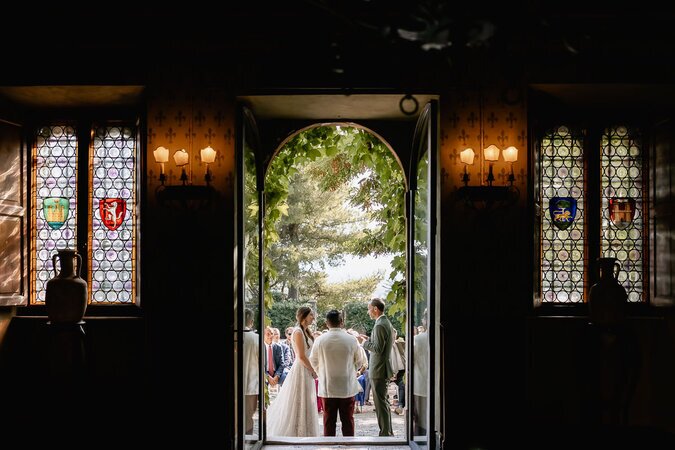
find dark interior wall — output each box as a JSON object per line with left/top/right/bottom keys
{"left": 0, "top": 24, "right": 674, "bottom": 448}
{"left": 528, "top": 317, "right": 675, "bottom": 430}
{"left": 438, "top": 78, "right": 530, "bottom": 446}
{"left": 0, "top": 68, "right": 237, "bottom": 445}
{"left": 142, "top": 75, "right": 236, "bottom": 445}
{"left": 438, "top": 77, "right": 675, "bottom": 447}
{"left": 0, "top": 317, "right": 147, "bottom": 443}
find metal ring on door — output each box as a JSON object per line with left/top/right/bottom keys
{"left": 399, "top": 94, "right": 419, "bottom": 116}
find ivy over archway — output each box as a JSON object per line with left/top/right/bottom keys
{"left": 258, "top": 125, "right": 407, "bottom": 322}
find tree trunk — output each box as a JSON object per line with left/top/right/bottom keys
{"left": 288, "top": 285, "right": 298, "bottom": 301}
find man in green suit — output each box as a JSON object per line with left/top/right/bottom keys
{"left": 361, "top": 298, "right": 394, "bottom": 436}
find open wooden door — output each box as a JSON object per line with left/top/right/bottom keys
{"left": 407, "top": 100, "right": 440, "bottom": 449}
{"left": 235, "top": 105, "right": 264, "bottom": 450}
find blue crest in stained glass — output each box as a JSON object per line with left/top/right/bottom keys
{"left": 549, "top": 197, "right": 577, "bottom": 230}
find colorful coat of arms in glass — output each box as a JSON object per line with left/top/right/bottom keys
{"left": 609, "top": 197, "right": 636, "bottom": 229}
{"left": 549, "top": 197, "right": 577, "bottom": 230}
{"left": 99, "top": 198, "right": 126, "bottom": 231}
{"left": 43, "top": 197, "right": 70, "bottom": 230}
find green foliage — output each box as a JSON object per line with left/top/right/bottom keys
{"left": 265, "top": 160, "right": 375, "bottom": 303}
{"left": 315, "top": 275, "right": 381, "bottom": 313}
{"left": 412, "top": 150, "right": 430, "bottom": 328}
{"left": 257, "top": 125, "right": 408, "bottom": 326}
{"left": 343, "top": 300, "right": 404, "bottom": 337}
{"left": 266, "top": 299, "right": 308, "bottom": 332}
{"left": 343, "top": 301, "right": 372, "bottom": 335}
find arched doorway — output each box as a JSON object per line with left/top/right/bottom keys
{"left": 234, "top": 95, "right": 439, "bottom": 449}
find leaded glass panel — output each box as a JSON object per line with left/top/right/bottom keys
{"left": 90, "top": 125, "right": 136, "bottom": 304}
{"left": 541, "top": 126, "right": 585, "bottom": 303}
{"left": 600, "top": 125, "right": 644, "bottom": 302}
{"left": 32, "top": 125, "right": 78, "bottom": 303}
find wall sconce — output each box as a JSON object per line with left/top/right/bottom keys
{"left": 460, "top": 148, "right": 475, "bottom": 185}
{"left": 153, "top": 145, "right": 217, "bottom": 208}
{"left": 173, "top": 149, "right": 190, "bottom": 184}
{"left": 153, "top": 146, "right": 170, "bottom": 184}
{"left": 200, "top": 146, "right": 217, "bottom": 184}
{"left": 456, "top": 89, "right": 519, "bottom": 208}
{"left": 458, "top": 144, "right": 519, "bottom": 207}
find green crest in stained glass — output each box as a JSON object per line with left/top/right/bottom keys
{"left": 43, "top": 197, "right": 70, "bottom": 230}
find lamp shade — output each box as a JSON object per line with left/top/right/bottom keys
{"left": 200, "top": 146, "right": 217, "bottom": 164}
{"left": 483, "top": 144, "right": 500, "bottom": 161}
{"left": 460, "top": 148, "right": 475, "bottom": 165}
{"left": 153, "top": 146, "right": 170, "bottom": 163}
{"left": 503, "top": 146, "right": 518, "bottom": 162}
{"left": 173, "top": 149, "right": 189, "bottom": 166}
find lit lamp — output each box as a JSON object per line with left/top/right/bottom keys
{"left": 200, "top": 145, "right": 217, "bottom": 184}
{"left": 457, "top": 144, "right": 519, "bottom": 208}
{"left": 460, "top": 148, "right": 475, "bottom": 186}
{"left": 483, "top": 144, "right": 500, "bottom": 186}
{"left": 152, "top": 145, "right": 216, "bottom": 208}
{"left": 153, "top": 146, "right": 170, "bottom": 185}
{"left": 173, "top": 149, "right": 190, "bottom": 184}
{"left": 502, "top": 146, "right": 518, "bottom": 185}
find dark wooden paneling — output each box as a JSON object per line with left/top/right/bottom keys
{"left": 652, "top": 120, "right": 675, "bottom": 306}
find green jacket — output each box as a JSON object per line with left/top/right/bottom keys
{"left": 363, "top": 315, "right": 394, "bottom": 380}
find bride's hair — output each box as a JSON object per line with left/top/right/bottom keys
{"left": 296, "top": 306, "right": 313, "bottom": 349}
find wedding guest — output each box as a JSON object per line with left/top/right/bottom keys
{"left": 242, "top": 309, "right": 259, "bottom": 435}
{"left": 263, "top": 327, "right": 285, "bottom": 389}
{"left": 266, "top": 307, "right": 320, "bottom": 437}
{"left": 348, "top": 329, "right": 369, "bottom": 413}
{"left": 272, "top": 327, "right": 292, "bottom": 385}
{"left": 413, "top": 311, "right": 429, "bottom": 436}
{"left": 390, "top": 330, "right": 406, "bottom": 415}
{"left": 361, "top": 298, "right": 395, "bottom": 436}
{"left": 310, "top": 310, "right": 366, "bottom": 436}
{"left": 284, "top": 326, "right": 296, "bottom": 363}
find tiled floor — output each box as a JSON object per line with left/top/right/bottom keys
{"left": 262, "top": 446, "right": 410, "bottom": 450}
{"left": 262, "top": 435, "right": 410, "bottom": 449}
{"left": 259, "top": 382, "right": 406, "bottom": 438}
{"left": 259, "top": 382, "right": 413, "bottom": 449}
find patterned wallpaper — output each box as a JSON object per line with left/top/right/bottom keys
{"left": 440, "top": 85, "right": 527, "bottom": 205}
{"left": 145, "top": 84, "right": 526, "bottom": 210}
{"left": 146, "top": 85, "right": 235, "bottom": 204}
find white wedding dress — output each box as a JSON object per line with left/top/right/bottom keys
{"left": 266, "top": 327, "right": 320, "bottom": 437}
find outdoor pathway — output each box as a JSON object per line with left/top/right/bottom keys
{"left": 255, "top": 381, "right": 406, "bottom": 439}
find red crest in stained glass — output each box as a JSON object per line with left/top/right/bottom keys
{"left": 609, "top": 197, "right": 636, "bottom": 230}
{"left": 99, "top": 198, "right": 127, "bottom": 231}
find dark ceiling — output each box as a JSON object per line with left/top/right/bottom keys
{"left": 2, "top": 1, "right": 675, "bottom": 87}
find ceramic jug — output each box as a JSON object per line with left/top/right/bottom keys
{"left": 45, "top": 249, "right": 88, "bottom": 323}
{"left": 588, "top": 257, "right": 627, "bottom": 328}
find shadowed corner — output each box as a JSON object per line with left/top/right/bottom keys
{"left": 0, "top": 308, "right": 11, "bottom": 346}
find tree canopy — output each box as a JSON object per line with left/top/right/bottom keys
{"left": 247, "top": 125, "right": 408, "bottom": 327}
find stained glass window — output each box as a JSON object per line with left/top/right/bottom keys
{"left": 539, "top": 123, "right": 647, "bottom": 304}
{"left": 90, "top": 126, "right": 137, "bottom": 304}
{"left": 540, "top": 126, "right": 585, "bottom": 303}
{"left": 31, "top": 123, "right": 137, "bottom": 305}
{"left": 32, "top": 125, "right": 78, "bottom": 303}
{"left": 600, "top": 125, "right": 644, "bottom": 302}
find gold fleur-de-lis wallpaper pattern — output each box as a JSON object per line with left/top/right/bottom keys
{"left": 146, "top": 83, "right": 524, "bottom": 210}
{"left": 440, "top": 85, "right": 527, "bottom": 205}
{"left": 146, "top": 85, "right": 235, "bottom": 204}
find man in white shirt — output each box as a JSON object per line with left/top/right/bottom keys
{"left": 309, "top": 309, "right": 366, "bottom": 436}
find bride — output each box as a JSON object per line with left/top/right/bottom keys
{"left": 266, "top": 306, "right": 320, "bottom": 437}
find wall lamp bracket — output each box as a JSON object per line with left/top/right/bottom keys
{"left": 457, "top": 145, "right": 519, "bottom": 209}
{"left": 153, "top": 145, "right": 217, "bottom": 209}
